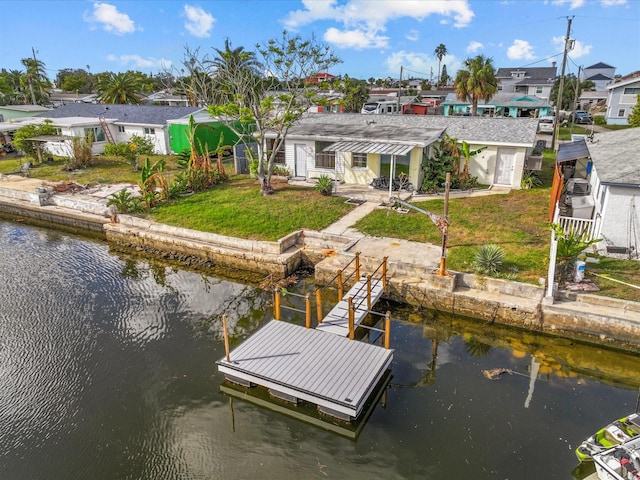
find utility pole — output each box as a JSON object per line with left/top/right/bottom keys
{"left": 551, "top": 16, "right": 574, "bottom": 151}
{"left": 397, "top": 65, "right": 403, "bottom": 113}
{"left": 28, "top": 46, "right": 38, "bottom": 105}
{"left": 570, "top": 65, "right": 582, "bottom": 137}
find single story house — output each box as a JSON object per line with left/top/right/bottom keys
{"left": 552, "top": 128, "right": 640, "bottom": 255}
{"left": 605, "top": 71, "right": 640, "bottom": 125}
{"left": 442, "top": 93, "right": 553, "bottom": 118}
{"left": 0, "top": 105, "right": 51, "bottom": 122}
{"left": 32, "top": 103, "right": 206, "bottom": 155}
{"left": 266, "top": 114, "right": 540, "bottom": 191}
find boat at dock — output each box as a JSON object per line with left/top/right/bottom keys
{"left": 592, "top": 434, "right": 640, "bottom": 480}
{"left": 576, "top": 413, "right": 640, "bottom": 462}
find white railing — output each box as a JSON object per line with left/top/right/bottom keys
{"left": 558, "top": 216, "right": 597, "bottom": 240}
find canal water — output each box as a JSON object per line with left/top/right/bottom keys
{"left": 1, "top": 219, "right": 638, "bottom": 480}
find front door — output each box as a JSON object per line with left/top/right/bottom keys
{"left": 494, "top": 148, "right": 516, "bottom": 186}
{"left": 294, "top": 144, "right": 307, "bottom": 178}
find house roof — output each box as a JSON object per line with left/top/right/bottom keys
{"left": 556, "top": 139, "right": 590, "bottom": 164}
{"left": 606, "top": 71, "right": 640, "bottom": 90}
{"left": 585, "top": 62, "right": 615, "bottom": 70}
{"left": 37, "top": 103, "right": 203, "bottom": 126}
{"left": 278, "top": 113, "right": 539, "bottom": 147}
{"left": 0, "top": 105, "right": 51, "bottom": 112}
{"left": 324, "top": 140, "right": 419, "bottom": 156}
{"left": 585, "top": 73, "right": 613, "bottom": 81}
{"left": 587, "top": 128, "right": 640, "bottom": 186}
{"left": 496, "top": 67, "right": 557, "bottom": 83}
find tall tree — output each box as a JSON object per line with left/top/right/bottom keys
{"left": 56, "top": 68, "right": 94, "bottom": 93}
{"left": 20, "top": 57, "right": 50, "bottom": 105}
{"left": 208, "top": 31, "right": 341, "bottom": 195}
{"left": 440, "top": 65, "right": 449, "bottom": 87}
{"left": 96, "top": 72, "right": 142, "bottom": 104}
{"left": 550, "top": 74, "right": 595, "bottom": 111}
{"left": 211, "top": 39, "right": 261, "bottom": 104}
{"left": 454, "top": 55, "right": 498, "bottom": 116}
{"left": 434, "top": 44, "right": 447, "bottom": 87}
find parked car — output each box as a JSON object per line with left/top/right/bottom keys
{"left": 570, "top": 111, "right": 593, "bottom": 124}
{"left": 537, "top": 116, "right": 555, "bottom": 134}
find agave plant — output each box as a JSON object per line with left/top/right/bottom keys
{"left": 474, "top": 243, "right": 505, "bottom": 275}
{"left": 314, "top": 174, "right": 334, "bottom": 196}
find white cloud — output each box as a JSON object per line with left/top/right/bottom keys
{"left": 405, "top": 29, "right": 419, "bottom": 42}
{"left": 106, "top": 54, "right": 172, "bottom": 70}
{"left": 551, "top": 0, "right": 586, "bottom": 9}
{"left": 283, "top": 0, "right": 474, "bottom": 50}
{"left": 183, "top": 5, "right": 215, "bottom": 38}
{"left": 84, "top": 2, "right": 136, "bottom": 35}
{"left": 552, "top": 36, "right": 592, "bottom": 58}
{"left": 507, "top": 39, "right": 535, "bottom": 60}
{"left": 466, "top": 41, "right": 484, "bottom": 53}
{"left": 324, "top": 27, "right": 389, "bottom": 49}
{"left": 600, "top": 0, "right": 627, "bottom": 5}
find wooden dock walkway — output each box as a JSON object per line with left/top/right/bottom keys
{"left": 216, "top": 254, "right": 392, "bottom": 421}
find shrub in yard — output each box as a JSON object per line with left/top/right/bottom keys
{"left": 107, "top": 189, "right": 143, "bottom": 214}
{"left": 314, "top": 174, "right": 333, "bottom": 196}
{"left": 473, "top": 244, "right": 505, "bottom": 275}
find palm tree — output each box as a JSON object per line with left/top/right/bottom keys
{"left": 20, "top": 57, "right": 50, "bottom": 105}
{"left": 210, "top": 39, "right": 261, "bottom": 104}
{"left": 96, "top": 72, "right": 142, "bottom": 104}
{"left": 434, "top": 44, "right": 447, "bottom": 87}
{"left": 454, "top": 55, "right": 498, "bottom": 116}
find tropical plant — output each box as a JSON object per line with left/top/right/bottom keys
{"left": 138, "top": 157, "right": 168, "bottom": 208}
{"left": 551, "top": 223, "right": 601, "bottom": 280}
{"left": 104, "top": 134, "right": 154, "bottom": 170}
{"left": 96, "top": 72, "right": 142, "bottom": 104}
{"left": 629, "top": 94, "right": 640, "bottom": 128}
{"left": 107, "top": 189, "right": 143, "bottom": 214}
{"left": 434, "top": 44, "right": 447, "bottom": 87}
{"left": 473, "top": 244, "right": 505, "bottom": 275}
{"left": 460, "top": 141, "right": 487, "bottom": 179}
{"left": 208, "top": 30, "right": 341, "bottom": 196}
{"left": 454, "top": 55, "right": 498, "bottom": 116}
{"left": 21, "top": 57, "right": 50, "bottom": 105}
{"left": 65, "top": 132, "right": 93, "bottom": 170}
{"left": 314, "top": 174, "right": 334, "bottom": 196}
{"left": 520, "top": 170, "right": 542, "bottom": 189}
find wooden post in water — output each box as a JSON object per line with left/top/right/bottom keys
{"left": 274, "top": 288, "right": 281, "bottom": 320}
{"left": 355, "top": 252, "right": 360, "bottom": 279}
{"left": 222, "top": 314, "right": 231, "bottom": 362}
{"left": 366, "top": 274, "right": 372, "bottom": 310}
{"left": 384, "top": 311, "right": 391, "bottom": 349}
{"left": 337, "top": 269, "right": 344, "bottom": 300}
{"left": 348, "top": 297, "right": 355, "bottom": 340}
{"left": 315, "top": 288, "right": 323, "bottom": 324}
{"left": 305, "top": 293, "right": 311, "bottom": 328}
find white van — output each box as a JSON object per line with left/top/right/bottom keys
{"left": 537, "top": 116, "right": 555, "bottom": 134}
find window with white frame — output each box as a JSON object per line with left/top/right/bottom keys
{"left": 623, "top": 87, "right": 640, "bottom": 95}
{"left": 118, "top": 125, "right": 125, "bottom": 133}
{"left": 536, "top": 86, "right": 543, "bottom": 94}
{"left": 84, "top": 126, "right": 105, "bottom": 142}
{"left": 618, "top": 108, "right": 626, "bottom": 117}
{"left": 315, "top": 141, "right": 335, "bottom": 169}
{"left": 144, "top": 127, "right": 156, "bottom": 135}
{"left": 352, "top": 152, "right": 367, "bottom": 168}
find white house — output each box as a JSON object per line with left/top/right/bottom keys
{"left": 555, "top": 129, "right": 640, "bottom": 256}
{"left": 605, "top": 71, "right": 640, "bottom": 126}
{"left": 266, "top": 114, "right": 540, "bottom": 191}
{"left": 33, "top": 103, "right": 204, "bottom": 155}
{"left": 496, "top": 66, "right": 557, "bottom": 100}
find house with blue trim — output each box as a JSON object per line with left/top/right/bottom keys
{"left": 441, "top": 92, "right": 553, "bottom": 118}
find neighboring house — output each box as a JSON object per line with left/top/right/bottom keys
{"left": 605, "top": 71, "right": 640, "bottom": 125}
{"left": 266, "top": 114, "right": 539, "bottom": 191}
{"left": 34, "top": 103, "right": 205, "bottom": 155}
{"left": 305, "top": 73, "right": 337, "bottom": 85}
{"left": 577, "top": 91, "right": 607, "bottom": 111}
{"left": 144, "top": 90, "right": 190, "bottom": 107}
{"left": 581, "top": 62, "right": 616, "bottom": 91}
{"left": 48, "top": 90, "right": 98, "bottom": 107}
{"left": 552, "top": 128, "right": 640, "bottom": 255}
{"left": 496, "top": 65, "right": 557, "bottom": 99}
{"left": 0, "top": 105, "right": 51, "bottom": 122}
{"left": 442, "top": 92, "right": 552, "bottom": 118}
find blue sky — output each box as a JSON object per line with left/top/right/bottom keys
{"left": 3, "top": 0, "right": 639, "bottom": 84}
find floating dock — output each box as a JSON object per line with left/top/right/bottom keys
{"left": 217, "top": 319, "right": 392, "bottom": 419}
{"left": 217, "top": 256, "right": 393, "bottom": 421}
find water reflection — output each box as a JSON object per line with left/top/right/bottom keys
{"left": 0, "top": 219, "right": 639, "bottom": 480}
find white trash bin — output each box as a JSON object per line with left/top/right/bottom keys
{"left": 574, "top": 260, "right": 586, "bottom": 282}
